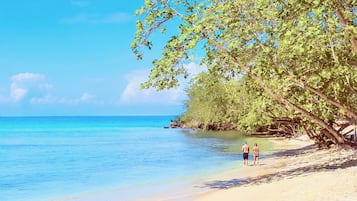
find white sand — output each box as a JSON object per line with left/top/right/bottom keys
{"left": 194, "top": 136, "right": 357, "bottom": 201}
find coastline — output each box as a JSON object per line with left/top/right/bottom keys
{"left": 50, "top": 134, "right": 357, "bottom": 201}
{"left": 193, "top": 135, "right": 357, "bottom": 201}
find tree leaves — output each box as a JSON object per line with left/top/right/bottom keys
{"left": 133, "top": 0, "right": 357, "bottom": 145}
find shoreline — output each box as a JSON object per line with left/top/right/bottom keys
{"left": 52, "top": 135, "right": 357, "bottom": 201}
{"left": 51, "top": 135, "right": 276, "bottom": 201}
{"left": 193, "top": 135, "right": 357, "bottom": 201}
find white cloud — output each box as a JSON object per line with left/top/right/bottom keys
{"left": 78, "top": 92, "right": 93, "bottom": 102}
{"left": 57, "top": 92, "right": 95, "bottom": 104}
{"left": 183, "top": 62, "right": 205, "bottom": 78}
{"left": 10, "top": 86, "right": 27, "bottom": 102}
{"left": 9, "top": 73, "right": 51, "bottom": 103}
{"left": 31, "top": 93, "right": 95, "bottom": 105}
{"left": 1, "top": 73, "right": 95, "bottom": 106}
{"left": 119, "top": 70, "right": 186, "bottom": 105}
{"left": 119, "top": 62, "right": 204, "bottom": 105}
{"left": 61, "top": 12, "right": 131, "bottom": 24}
{"left": 30, "top": 95, "right": 56, "bottom": 104}
{"left": 11, "top": 73, "right": 45, "bottom": 82}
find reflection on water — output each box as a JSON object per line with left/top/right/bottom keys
{"left": 182, "top": 129, "right": 274, "bottom": 155}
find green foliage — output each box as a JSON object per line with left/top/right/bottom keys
{"left": 179, "top": 72, "right": 230, "bottom": 128}
{"left": 181, "top": 72, "right": 287, "bottom": 132}
{"left": 133, "top": 0, "right": 357, "bottom": 142}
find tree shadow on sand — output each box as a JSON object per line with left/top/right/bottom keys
{"left": 267, "top": 144, "right": 316, "bottom": 157}
{"left": 202, "top": 145, "right": 357, "bottom": 190}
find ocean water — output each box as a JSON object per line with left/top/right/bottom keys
{"left": 0, "top": 116, "right": 263, "bottom": 201}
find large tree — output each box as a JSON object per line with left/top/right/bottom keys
{"left": 132, "top": 0, "right": 357, "bottom": 146}
{"left": 181, "top": 72, "right": 284, "bottom": 132}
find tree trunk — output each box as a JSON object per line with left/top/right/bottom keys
{"left": 252, "top": 34, "right": 357, "bottom": 121}
{"left": 205, "top": 36, "right": 346, "bottom": 145}
{"left": 335, "top": 6, "right": 357, "bottom": 55}
{"left": 297, "top": 81, "right": 357, "bottom": 121}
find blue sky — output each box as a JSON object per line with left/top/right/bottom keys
{"left": 0, "top": 1, "right": 201, "bottom": 116}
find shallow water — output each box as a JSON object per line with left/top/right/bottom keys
{"left": 0, "top": 116, "right": 272, "bottom": 201}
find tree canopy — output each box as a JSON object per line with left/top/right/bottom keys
{"left": 132, "top": 0, "right": 357, "bottom": 147}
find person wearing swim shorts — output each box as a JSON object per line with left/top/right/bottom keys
{"left": 242, "top": 142, "right": 250, "bottom": 166}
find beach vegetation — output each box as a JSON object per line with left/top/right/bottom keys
{"left": 132, "top": 0, "right": 357, "bottom": 147}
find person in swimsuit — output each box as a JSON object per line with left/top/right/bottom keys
{"left": 253, "top": 143, "right": 259, "bottom": 166}
{"left": 242, "top": 142, "right": 250, "bottom": 166}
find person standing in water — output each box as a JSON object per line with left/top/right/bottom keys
{"left": 253, "top": 143, "right": 260, "bottom": 166}
{"left": 242, "top": 142, "right": 250, "bottom": 166}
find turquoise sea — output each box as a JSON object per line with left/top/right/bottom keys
{"left": 0, "top": 116, "right": 267, "bottom": 201}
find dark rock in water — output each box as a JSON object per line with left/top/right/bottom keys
{"left": 170, "top": 120, "right": 181, "bottom": 128}
{"left": 163, "top": 126, "right": 169, "bottom": 129}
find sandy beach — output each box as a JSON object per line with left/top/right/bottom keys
{"left": 193, "top": 136, "right": 357, "bottom": 201}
